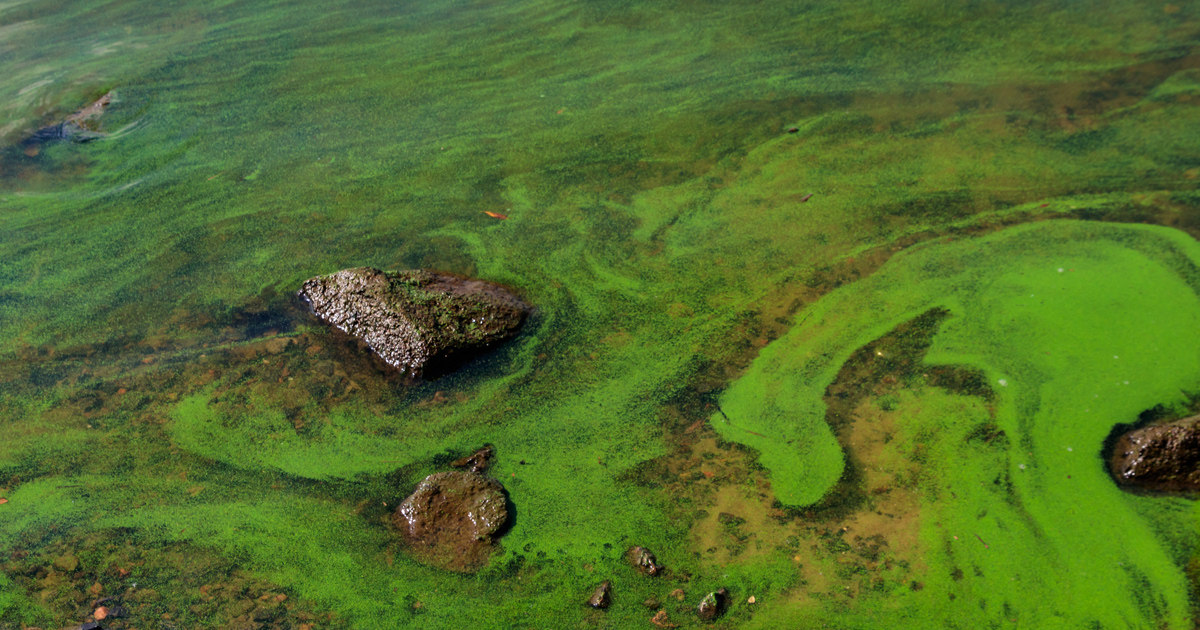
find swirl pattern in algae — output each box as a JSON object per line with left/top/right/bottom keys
{"left": 718, "top": 220, "right": 1200, "bottom": 628}
{"left": 1, "top": 0, "right": 1200, "bottom": 628}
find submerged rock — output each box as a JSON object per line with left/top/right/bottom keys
{"left": 587, "top": 580, "right": 613, "bottom": 609}
{"left": 650, "top": 610, "right": 678, "bottom": 628}
{"left": 24, "top": 91, "right": 113, "bottom": 148}
{"left": 627, "top": 546, "right": 662, "bottom": 576}
{"left": 394, "top": 471, "right": 509, "bottom": 572}
{"left": 1111, "top": 415, "right": 1200, "bottom": 491}
{"left": 697, "top": 588, "right": 728, "bottom": 621}
{"left": 451, "top": 445, "right": 496, "bottom": 473}
{"left": 297, "top": 267, "right": 530, "bottom": 378}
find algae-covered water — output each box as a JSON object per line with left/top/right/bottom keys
{"left": 2, "top": 0, "right": 1200, "bottom": 628}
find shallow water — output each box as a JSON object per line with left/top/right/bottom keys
{"left": 1, "top": 0, "right": 1200, "bottom": 628}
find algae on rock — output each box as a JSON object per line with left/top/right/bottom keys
{"left": 298, "top": 267, "right": 530, "bottom": 378}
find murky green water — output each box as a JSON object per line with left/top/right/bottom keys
{"left": 2, "top": 0, "right": 1199, "bottom": 628}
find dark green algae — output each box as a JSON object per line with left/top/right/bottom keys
{"left": 2, "top": 0, "right": 1200, "bottom": 628}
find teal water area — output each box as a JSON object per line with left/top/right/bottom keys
{"left": 1, "top": 0, "right": 1199, "bottom": 628}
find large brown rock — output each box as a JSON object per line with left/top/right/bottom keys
{"left": 1111, "top": 415, "right": 1200, "bottom": 492}
{"left": 297, "top": 267, "right": 530, "bottom": 377}
{"left": 394, "top": 471, "right": 509, "bottom": 572}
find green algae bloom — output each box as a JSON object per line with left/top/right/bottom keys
{"left": 718, "top": 220, "right": 1200, "bottom": 628}
{"left": 2, "top": 0, "right": 1200, "bottom": 628}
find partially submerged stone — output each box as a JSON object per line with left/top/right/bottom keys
{"left": 1111, "top": 415, "right": 1200, "bottom": 492}
{"left": 451, "top": 445, "right": 496, "bottom": 473}
{"left": 650, "top": 610, "right": 678, "bottom": 628}
{"left": 697, "top": 588, "right": 728, "bottom": 621}
{"left": 627, "top": 546, "right": 662, "bottom": 576}
{"left": 24, "top": 91, "right": 113, "bottom": 148}
{"left": 586, "top": 580, "right": 613, "bottom": 609}
{"left": 297, "top": 267, "right": 530, "bottom": 378}
{"left": 394, "top": 471, "right": 509, "bottom": 572}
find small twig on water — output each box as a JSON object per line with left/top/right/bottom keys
{"left": 713, "top": 402, "right": 768, "bottom": 438}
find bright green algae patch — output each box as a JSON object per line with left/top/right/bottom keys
{"left": 719, "top": 220, "right": 1200, "bottom": 628}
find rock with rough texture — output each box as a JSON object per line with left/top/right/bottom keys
{"left": 297, "top": 267, "right": 530, "bottom": 378}
{"left": 394, "top": 471, "right": 509, "bottom": 572}
{"left": 697, "top": 588, "right": 728, "bottom": 621}
{"left": 1111, "top": 415, "right": 1200, "bottom": 491}
{"left": 627, "top": 546, "right": 662, "bottom": 576}
{"left": 451, "top": 445, "right": 496, "bottom": 473}
{"left": 587, "top": 581, "right": 612, "bottom": 609}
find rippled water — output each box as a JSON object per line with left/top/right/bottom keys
{"left": 2, "top": 0, "right": 1200, "bottom": 628}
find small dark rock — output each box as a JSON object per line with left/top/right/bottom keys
{"left": 587, "top": 580, "right": 612, "bottom": 609}
{"left": 452, "top": 445, "right": 496, "bottom": 473}
{"left": 394, "top": 471, "right": 509, "bottom": 572}
{"left": 787, "top": 127, "right": 799, "bottom": 133}
{"left": 697, "top": 587, "right": 728, "bottom": 621}
{"left": 298, "top": 268, "right": 530, "bottom": 378}
{"left": 1111, "top": 415, "right": 1200, "bottom": 491}
{"left": 80, "top": 622, "right": 103, "bottom": 630}
{"left": 627, "top": 546, "right": 662, "bottom": 576}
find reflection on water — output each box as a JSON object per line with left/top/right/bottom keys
{"left": 1, "top": 0, "right": 1200, "bottom": 628}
